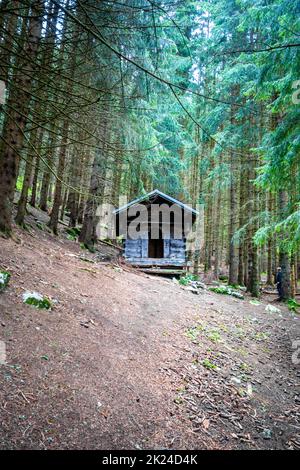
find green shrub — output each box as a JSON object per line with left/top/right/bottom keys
{"left": 202, "top": 358, "right": 217, "bottom": 370}
{"left": 209, "top": 285, "right": 244, "bottom": 299}
{"left": 207, "top": 330, "right": 221, "bottom": 343}
{"left": 66, "top": 227, "right": 81, "bottom": 240}
{"left": 287, "top": 298, "right": 300, "bottom": 313}
{"left": 179, "top": 274, "right": 199, "bottom": 286}
{"left": 0, "top": 271, "right": 10, "bottom": 291}
{"left": 23, "top": 291, "right": 52, "bottom": 309}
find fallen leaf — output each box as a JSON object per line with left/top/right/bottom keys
{"left": 202, "top": 418, "right": 210, "bottom": 429}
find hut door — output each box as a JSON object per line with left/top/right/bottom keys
{"left": 148, "top": 238, "right": 164, "bottom": 258}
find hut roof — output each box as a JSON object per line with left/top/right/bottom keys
{"left": 114, "top": 189, "right": 198, "bottom": 216}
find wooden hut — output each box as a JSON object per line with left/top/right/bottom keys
{"left": 114, "top": 189, "right": 197, "bottom": 272}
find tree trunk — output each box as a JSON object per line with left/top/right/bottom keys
{"left": 0, "top": 0, "right": 43, "bottom": 235}
{"left": 278, "top": 190, "right": 291, "bottom": 300}
{"left": 68, "top": 136, "right": 85, "bottom": 228}
{"left": 228, "top": 84, "right": 240, "bottom": 285}
{"left": 79, "top": 155, "right": 99, "bottom": 247}
{"left": 214, "top": 154, "right": 222, "bottom": 279}
{"left": 266, "top": 193, "right": 274, "bottom": 285}
{"left": 48, "top": 118, "right": 69, "bottom": 234}
{"left": 15, "top": 125, "right": 40, "bottom": 225}
{"left": 228, "top": 150, "right": 239, "bottom": 285}
{"left": 0, "top": 0, "right": 19, "bottom": 86}
{"left": 246, "top": 155, "right": 260, "bottom": 297}
{"left": 238, "top": 156, "right": 246, "bottom": 285}
{"left": 39, "top": 130, "right": 56, "bottom": 211}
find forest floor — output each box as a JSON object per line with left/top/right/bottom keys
{"left": 0, "top": 211, "right": 300, "bottom": 450}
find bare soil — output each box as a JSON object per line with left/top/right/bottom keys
{"left": 0, "top": 219, "right": 299, "bottom": 450}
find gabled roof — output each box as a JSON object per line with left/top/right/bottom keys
{"left": 114, "top": 189, "right": 198, "bottom": 215}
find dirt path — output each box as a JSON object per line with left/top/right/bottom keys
{"left": 0, "top": 227, "right": 299, "bottom": 449}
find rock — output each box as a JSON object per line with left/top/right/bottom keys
{"left": 250, "top": 299, "right": 261, "bottom": 306}
{"left": 230, "top": 377, "right": 241, "bottom": 385}
{"left": 196, "top": 282, "right": 207, "bottom": 289}
{"left": 261, "top": 428, "right": 272, "bottom": 439}
{"left": 265, "top": 304, "right": 281, "bottom": 314}
{"left": 185, "top": 286, "right": 200, "bottom": 295}
{"left": 190, "top": 281, "right": 207, "bottom": 289}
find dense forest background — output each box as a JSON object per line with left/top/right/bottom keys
{"left": 0, "top": 0, "right": 299, "bottom": 299}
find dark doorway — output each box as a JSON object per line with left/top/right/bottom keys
{"left": 148, "top": 238, "right": 164, "bottom": 258}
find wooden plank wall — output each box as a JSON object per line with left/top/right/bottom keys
{"left": 124, "top": 239, "right": 142, "bottom": 258}
{"left": 169, "top": 239, "right": 185, "bottom": 260}
{"left": 125, "top": 237, "right": 186, "bottom": 261}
